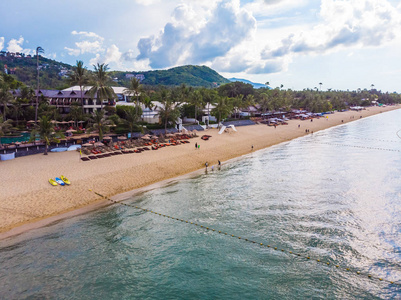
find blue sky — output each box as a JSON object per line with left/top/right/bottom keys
{"left": 1, "top": 0, "right": 401, "bottom": 92}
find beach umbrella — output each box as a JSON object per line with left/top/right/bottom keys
{"left": 103, "top": 136, "right": 112, "bottom": 140}
{"left": 165, "top": 133, "right": 173, "bottom": 137}
{"left": 141, "top": 136, "right": 150, "bottom": 140}
{"left": 151, "top": 135, "right": 158, "bottom": 139}
{"left": 66, "top": 129, "right": 77, "bottom": 133}
{"left": 27, "top": 120, "right": 36, "bottom": 123}
{"left": 117, "top": 136, "right": 127, "bottom": 140}
{"left": 94, "top": 142, "right": 104, "bottom": 147}
{"left": 82, "top": 143, "right": 93, "bottom": 147}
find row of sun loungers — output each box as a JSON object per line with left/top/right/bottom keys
{"left": 80, "top": 139, "right": 191, "bottom": 161}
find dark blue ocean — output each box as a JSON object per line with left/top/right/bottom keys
{"left": 1, "top": 109, "right": 401, "bottom": 299}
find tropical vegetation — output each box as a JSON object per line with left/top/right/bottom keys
{"left": 1, "top": 58, "right": 401, "bottom": 157}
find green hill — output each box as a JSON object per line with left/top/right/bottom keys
{"left": 110, "top": 65, "right": 230, "bottom": 87}
{"left": 0, "top": 54, "right": 72, "bottom": 89}
{"left": 0, "top": 54, "right": 229, "bottom": 89}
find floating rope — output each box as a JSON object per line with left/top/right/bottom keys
{"left": 89, "top": 189, "right": 400, "bottom": 286}
{"left": 308, "top": 141, "right": 401, "bottom": 152}
{"left": 350, "top": 136, "right": 401, "bottom": 143}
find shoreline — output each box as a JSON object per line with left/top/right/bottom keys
{"left": 0, "top": 105, "right": 399, "bottom": 240}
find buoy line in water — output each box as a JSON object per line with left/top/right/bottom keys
{"left": 89, "top": 189, "right": 400, "bottom": 286}
{"left": 308, "top": 141, "right": 401, "bottom": 152}
{"left": 350, "top": 136, "right": 401, "bottom": 143}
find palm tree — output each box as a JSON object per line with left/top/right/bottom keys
{"left": 212, "top": 96, "right": 232, "bottom": 129}
{"left": 89, "top": 63, "right": 116, "bottom": 110}
{"left": 200, "top": 88, "right": 217, "bottom": 121}
{"left": 189, "top": 89, "right": 204, "bottom": 121}
{"left": 124, "top": 77, "right": 142, "bottom": 114}
{"left": 158, "top": 89, "right": 181, "bottom": 134}
{"left": 11, "top": 97, "right": 29, "bottom": 127}
{"left": 87, "top": 109, "right": 113, "bottom": 141}
{"left": 35, "top": 46, "right": 44, "bottom": 124}
{"left": 67, "top": 103, "right": 83, "bottom": 129}
{"left": 67, "top": 60, "right": 89, "bottom": 114}
{"left": 121, "top": 106, "right": 139, "bottom": 141}
{"left": 0, "top": 81, "right": 13, "bottom": 120}
{"left": 231, "top": 94, "right": 243, "bottom": 119}
{"left": 142, "top": 95, "right": 154, "bottom": 123}
{"left": 259, "top": 92, "right": 271, "bottom": 115}
{"left": 244, "top": 94, "right": 255, "bottom": 117}
{"left": 30, "top": 115, "right": 64, "bottom": 155}
{"left": 0, "top": 116, "right": 13, "bottom": 147}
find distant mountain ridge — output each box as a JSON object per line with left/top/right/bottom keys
{"left": 229, "top": 78, "right": 268, "bottom": 89}
{"left": 0, "top": 53, "right": 230, "bottom": 89}
{"left": 111, "top": 65, "right": 230, "bottom": 88}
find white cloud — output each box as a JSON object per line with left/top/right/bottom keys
{"left": 65, "top": 31, "right": 105, "bottom": 56}
{"left": 136, "top": 0, "right": 257, "bottom": 68}
{"left": 0, "top": 37, "right": 4, "bottom": 51}
{"left": 89, "top": 45, "right": 122, "bottom": 68}
{"left": 71, "top": 30, "right": 104, "bottom": 42}
{"left": 89, "top": 54, "right": 101, "bottom": 66}
{"left": 134, "top": 0, "right": 161, "bottom": 5}
{"left": 262, "top": 0, "right": 401, "bottom": 59}
{"left": 75, "top": 40, "right": 103, "bottom": 54}
{"left": 64, "top": 47, "right": 80, "bottom": 56}
{"left": 244, "top": 0, "right": 309, "bottom": 18}
{"left": 7, "top": 36, "right": 24, "bottom": 53}
{"left": 104, "top": 45, "right": 122, "bottom": 65}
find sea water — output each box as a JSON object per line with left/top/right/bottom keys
{"left": 1, "top": 109, "right": 401, "bottom": 299}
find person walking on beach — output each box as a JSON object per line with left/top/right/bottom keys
{"left": 205, "top": 162, "right": 208, "bottom": 171}
{"left": 251, "top": 145, "right": 254, "bottom": 151}
{"left": 195, "top": 142, "right": 197, "bottom": 150}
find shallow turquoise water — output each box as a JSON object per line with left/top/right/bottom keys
{"left": 1, "top": 109, "right": 401, "bottom": 299}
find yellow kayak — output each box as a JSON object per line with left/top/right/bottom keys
{"left": 49, "top": 178, "right": 58, "bottom": 186}
{"left": 60, "top": 175, "right": 71, "bottom": 185}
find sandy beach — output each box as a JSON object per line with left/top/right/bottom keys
{"left": 0, "top": 105, "right": 399, "bottom": 238}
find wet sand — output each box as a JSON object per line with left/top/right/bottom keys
{"left": 0, "top": 105, "right": 399, "bottom": 239}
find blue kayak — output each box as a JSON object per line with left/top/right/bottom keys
{"left": 55, "top": 177, "right": 65, "bottom": 186}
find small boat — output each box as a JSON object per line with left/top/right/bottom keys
{"left": 49, "top": 178, "right": 58, "bottom": 186}
{"left": 60, "top": 175, "right": 71, "bottom": 185}
{"left": 55, "top": 177, "right": 65, "bottom": 186}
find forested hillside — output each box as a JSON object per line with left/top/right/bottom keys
{"left": 0, "top": 54, "right": 229, "bottom": 89}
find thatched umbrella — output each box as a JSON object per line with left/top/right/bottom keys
{"left": 103, "top": 136, "right": 112, "bottom": 140}
{"left": 82, "top": 143, "right": 93, "bottom": 147}
{"left": 117, "top": 136, "right": 127, "bottom": 140}
{"left": 94, "top": 141, "right": 104, "bottom": 147}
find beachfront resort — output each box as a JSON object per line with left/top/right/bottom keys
{"left": 1, "top": 61, "right": 400, "bottom": 161}
{"left": 1, "top": 63, "right": 401, "bottom": 298}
